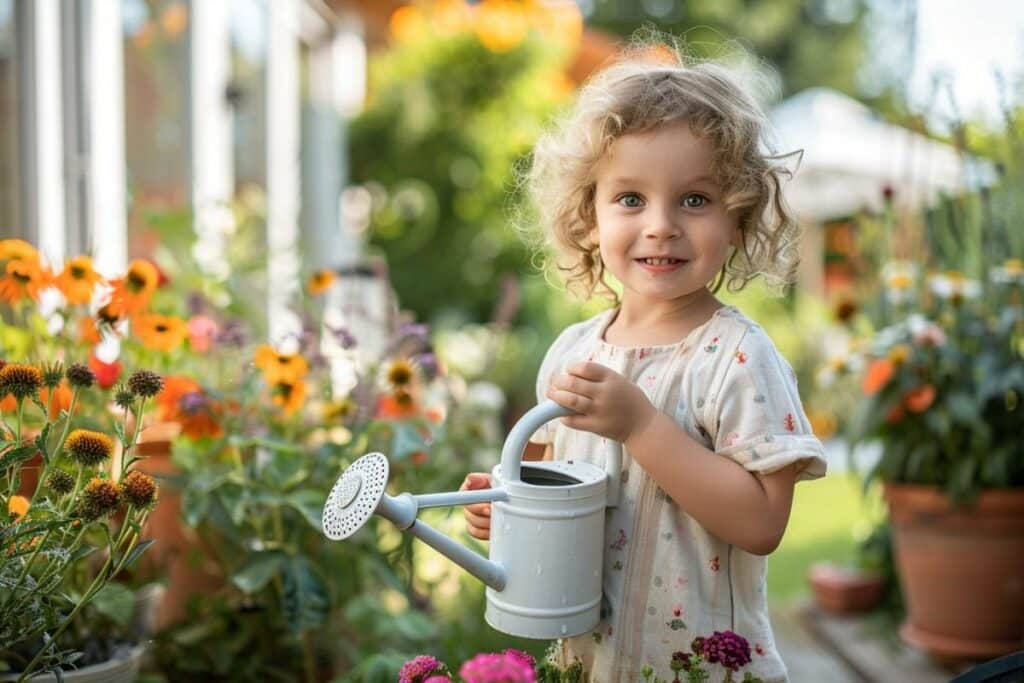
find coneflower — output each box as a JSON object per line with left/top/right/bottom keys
{"left": 40, "top": 362, "right": 64, "bottom": 390}
{"left": 127, "top": 369, "right": 163, "bottom": 398}
{"left": 77, "top": 478, "right": 121, "bottom": 521}
{"left": 66, "top": 429, "right": 114, "bottom": 467}
{"left": 47, "top": 469, "right": 75, "bottom": 496}
{"left": 120, "top": 470, "right": 158, "bottom": 508}
{"left": 0, "top": 363, "right": 43, "bottom": 401}
{"left": 65, "top": 362, "right": 96, "bottom": 389}
{"left": 113, "top": 383, "right": 135, "bottom": 411}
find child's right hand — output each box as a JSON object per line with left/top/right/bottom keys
{"left": 461, "top": 472, "right": 492, "bottom": 540}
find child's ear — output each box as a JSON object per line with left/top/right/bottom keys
{"left": 729, "top": 223, "right": 743, "bottom": 249}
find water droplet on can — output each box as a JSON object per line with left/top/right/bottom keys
{"left": 561, "top": 624, "right": 568, "bottom": 635}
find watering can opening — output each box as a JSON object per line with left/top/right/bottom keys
{"left": 519, "top": 465, "right": 581, "bottom": 487}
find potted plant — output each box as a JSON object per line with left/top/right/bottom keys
{"left": 835, "top": 109, "right": 1024, "bottom": 658}
{"left": 0, "top": 360, "right": 162, "bottom": 681}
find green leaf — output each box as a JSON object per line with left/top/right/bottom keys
{"left": 0, "top": 444, "right": 37, "bottom": 470}
{"left": 91, "top": 582, "right": 135, "bottom": 627}
{"left": 231, "top": 551, "right": 287, "bottom": 594}
{"left": 947, "top": 392, "right": 979, "bottom": 424}
{"left": 285, "top": 490, "right": 324, "bottom": 532}
{"left": 391, "top": 609, "right": 438, "bottom": 642}
{"left": 281, "top": 556, "right": 329, "bottom": 633}
{"left": 121, "top": 539, "right": 156, "bottom": 569}
{"left": 181, "top": 486, "right": 211, "bottom": 527}
{"left": 114, "top": 421, "right": 128, "bottom": 449}
{"left": 34, "top": 423, "right": 51, "bottom": 462}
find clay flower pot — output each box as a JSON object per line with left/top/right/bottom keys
{"left": 884, "top": 483, "right": 1024, "bottom": 660}
{"left": 132, "top": 422, "right": 223, "bottom": 629}
{"left": 807, "top": 562, "right": 886, "bottom": 615}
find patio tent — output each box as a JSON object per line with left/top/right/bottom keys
{"left": 768, "top": 87, "right": 974, "bottom": 222}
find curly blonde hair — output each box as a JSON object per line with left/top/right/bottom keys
{"left": 521, "top": 39, "right": 802, "bottom": 302}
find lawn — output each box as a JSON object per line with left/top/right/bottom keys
{"left": 767, "top": 470, "right": 883, "bottom": 603}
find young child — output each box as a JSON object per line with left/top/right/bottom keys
{"left": 462, "top": 45, "right": 826, "bottom": 683}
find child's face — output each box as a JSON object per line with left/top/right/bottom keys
{"left": 592, "top": 122, "right": 739, "bottom": 309}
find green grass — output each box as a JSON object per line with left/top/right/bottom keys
{"left": 767, "top": 471, "right": 883, "bottom": 603}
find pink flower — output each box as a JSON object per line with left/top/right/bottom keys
{"left": 502, "top": 649, "right": 535, "bottom": 669}
{"left": 399, "top": 655, "right": 446, "bottom": 683}
{"left": 423, "top": 677, "right": 450, "bottom": 683}
{"left": 458, "top": 653, "right": 535, "bottom": 683}
{"left": 187, "top": 315, "right": 219, "bottom": 353}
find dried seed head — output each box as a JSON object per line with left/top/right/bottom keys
{"left": 120, "top": 470, "right": 158, "bottom": 508}
{"left": 127, "top": 370, "right": 163, "bottom": 398}
{"left": 66, "top": 363, "right": 96, "bottom": 389}
{"left": 41, "top": 362, "right": 64, "bottom": 389}
{"left": 47, "top": 469, "right": 75, "bottom": 496}
{"left": 66, "top": 429, "right": 114, "bottom": 467}
{"left": 78, "top": 478, "right": 121, "bottom": 521}
{"left": 113, "top": 384, "right": 135, "bottom": 411}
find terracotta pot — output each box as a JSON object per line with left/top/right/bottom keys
{"left": 884, "top": 483, "right": 1024, "bottom": 660}
{"left": 807, "top": 562, "right": 886, "bottom": 615}
{"left": 132, "top": 423, "right": 223, "bottom": 630}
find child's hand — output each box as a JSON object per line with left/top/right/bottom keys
{"left": 547, "top": 361, "right": 657, "bottom": 443}
{"left": 461, "top": 472, "right": 492, "bottom": 541}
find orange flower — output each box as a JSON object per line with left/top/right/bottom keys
{"left": 7, "top": 495, "right": 29, "bottom": 521}
{"left": 307, "top": 269, "right": 336, "bottom": 295}
{"left": 156, "top": 375, "right": 223, "bottom": 439}
{"left": 134, "top": 313, "right": 188, "bottom": 352}
{"left": 40, "top": 381, "right": 75, "bottom": 420}
{"left": 271, "top": 379, "right": 306, "bottom": 415}
{"left": 254, "top": 345, "right": 308, "bottom": 385}
{"left": 0, "top": 258, "right": 46, "bottom": 304}
{"left": 904, "top": 384, "right": 937, "bottom": 413}
{"left": 78, "top": 316, "right": 102, "bottom": 345}
{"left": 862, "top": 359, "right": 894, "bottom": 395}
{"left": 475, "top": 0, "right": 528, "bottom": 52}
{"left": 376, "top": 389, "right": 418, "bottom": 419}
{"left": 0, "top": 394, "right": 15, "bottom": 412}
{"left": 107, "top": 259, "right": 159, "bottom": 318}
{"left": 885, "top": 403, "right": 906, "bottom": 424}
{"left": 0, "top": 239, "right": 39, "bottom": 263}
{"left": 56, "top": 255, "right": 105, "bottom": 305}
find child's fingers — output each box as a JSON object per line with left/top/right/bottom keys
{"left": 567, "top": 361, "right": 609, "bottom": 380}
{"left": 550, "top": 372, "right": 597, "bottom": 398}
{"left": 465, "top": 501, "right": 491, "bottom": 517}
{"left": 460, "top": 472, "right": 492, "bottom": 492}
{"left": 464, "top": 507, "right": 491, "bottom": 531}
{"left": 546, "top": 387, "right": 594, "bottom": 413}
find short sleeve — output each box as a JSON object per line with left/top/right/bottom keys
{"left": 705, "top": 327, "right": 826, "bottom": 482}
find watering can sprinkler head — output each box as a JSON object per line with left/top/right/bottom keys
{"left": 322, "top": 399, "right": 624, "bottom": 639}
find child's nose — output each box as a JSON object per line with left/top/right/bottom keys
{"left": 644, "top": 205, "right": 682, "bottom": 239}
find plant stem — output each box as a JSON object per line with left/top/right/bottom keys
{"left": 301, "top": 630, "right": 317, "bottom": 683}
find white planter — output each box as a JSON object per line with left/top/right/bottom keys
{"left": 2, "top": 644, "right": 144, "bottom": 683}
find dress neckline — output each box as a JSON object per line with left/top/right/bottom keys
{"left": 595, "top": 305, "right": 735, "bottom": 353}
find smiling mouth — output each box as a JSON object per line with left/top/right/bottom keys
{"left": 636, "top": 258, "right": 686, "bottom": 265}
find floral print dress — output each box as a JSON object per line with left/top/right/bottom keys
{"left": 530, "top": 306, "right": 827, "bottom": 683}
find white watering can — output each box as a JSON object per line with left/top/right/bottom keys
{"left": 321, "top": 399, "right": 622, "bottom": 639}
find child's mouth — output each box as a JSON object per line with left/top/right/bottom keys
{"left": 635, "top": 258, "right": 686, "bottom": 272}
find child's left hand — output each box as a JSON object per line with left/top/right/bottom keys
{"left": 547, "top": 361, "right": 657, "bottom": 443}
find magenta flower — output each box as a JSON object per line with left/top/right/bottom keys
{"left": 502, "top": 649, "right": 536, "bottom": 669}
{"left": 399, "top": 655, "right": 446, "bottom": 683}
{"left": 423, "top": 677, "right": 451, "bottom": 683}
{"left": 458, "top": 653, "right": 536, "bottom": 683}
{"left": 699, "top": 630, "right": 752, "bottom": 672}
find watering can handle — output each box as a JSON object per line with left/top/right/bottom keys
{"left": 499, "top": 400, "right": 624, "bottom": 506}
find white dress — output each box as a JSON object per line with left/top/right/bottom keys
{"left": 530, "top": 305, "right": 827, "bottom": 683}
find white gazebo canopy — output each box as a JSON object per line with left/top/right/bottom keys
{"left": 769, "top": 88, "right": 976, "bottom": 222}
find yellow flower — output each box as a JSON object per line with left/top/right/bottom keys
{"left": 7, "top": 495, "right": 29, "bottom": 521}
{"left": 381, "top": 357, "right": 421, "bottom": 390}
{"left": 0, "top": 239, "right": 39, "bottom": 263}
{"left": 254, "top": 345, "right": 308, "bottom": 385}
{"left": 271, "top": 379, "right": 307, "bottom": 415}
{"left": 133, "top": 313, "right": 188, "bottom": 352}
{"left": 887, "top": 344, "right": 911, "bottom": 366}
{"left": 56, "top": 255, "right": 105, "bottom": 305}
{"left": 474, "top": 0, "right": 528, "bottom": 52}
{"left": 307, "top": 269, "right": 336, "bottom": 296}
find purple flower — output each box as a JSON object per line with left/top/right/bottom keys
{"left": 699, "top": 630, "right": 751, "bottom": 672}
{"left": 458, "top": 653, "right": 536, "bottom": 683}
{"left": 325, "top": 322, "right": 357, "bottom": 350}
{"left": 670, "top": 650, "right": 693, "bottom": 672}
{"left": 399, "top": 655, "right": 445, "bottom": 683}
{"left": 215, "top": 318, "right": 247, "bottom": 347}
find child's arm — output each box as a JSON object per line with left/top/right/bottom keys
{"left": 548, "top": 361, "right": 801, "bottom": 556}
{"left": 624, "top": 410, "right": 797, "bottom": 555}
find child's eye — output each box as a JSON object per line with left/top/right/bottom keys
{"left": 682, "top": 194, "right": 708, "bottom": 209}
{"left": 617, "top": 194, "right": 643, "bottom": 208}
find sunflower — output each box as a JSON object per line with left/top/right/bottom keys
{"left": 307, "top": 269, "right": 336, "bottom": 295}
{"left": 134, "top": 313, "right": 188, "bottom": 352}
{"left": 271, "top": 379, "right": 307, "bottom": 415}
{"left": 56, "top": 255, "right": 105, "bottom": 305}
{"left": 254, "top": 345, "right": 309, "bottom": 385}
{"left": 0, "top": 258, "right": 46, "bottom": 305}
{"left": 106, "top": 259, "right": 159, "bottom": 317}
